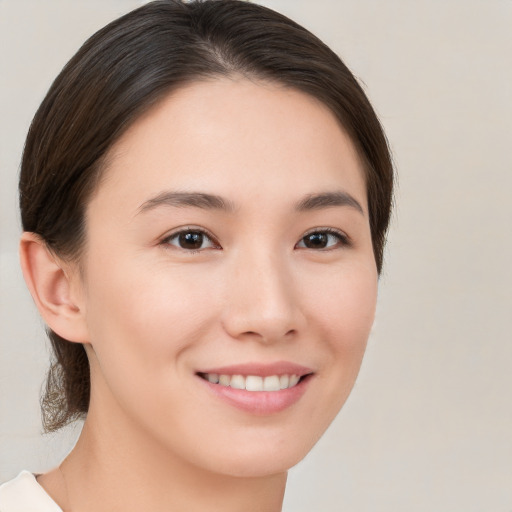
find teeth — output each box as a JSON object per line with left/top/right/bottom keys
{"left": 230, "top": 375, "right": 245, "bottom": 389}
{"left": 279, "top": 374, "right": 289, "bottom": 389}
{"left": 289, "top": 374, "right": 300, "bottom": 387}
{"left": 219, "top": 374, "right": 231, "bottom": 386}
{"left": 263, "top": 375, "right": 280, "bottom": 391}
{"left": 203, "top": 373, "right": 303, "bottom": 391}
{"left": 207, "top": 373, "right": 219, "bottom": 384}
{"left": 246, "top": 375, "right": 263, "bottom": 391}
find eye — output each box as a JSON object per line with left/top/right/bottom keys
{"left": 296, "top": 229, "right": 349, "bottom": 250}
{"left": 163, "top": 228, "right": 219, "bottom": 252}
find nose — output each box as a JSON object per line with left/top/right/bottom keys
{"left": 221, "top": 249, "right": 303, "bottom": 344}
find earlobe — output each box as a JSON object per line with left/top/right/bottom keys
{"left": 19, "top": 232, "right": 89, "bottom": 343}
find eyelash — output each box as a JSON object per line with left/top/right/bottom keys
{"left": 160, "top": 227, "right": 350, "bottom": 254}
{"left": 296, "top": 228, "right": 351, "bottom": 250}
{"left": 161, "top": 227, "right": 219, "bottom": 254}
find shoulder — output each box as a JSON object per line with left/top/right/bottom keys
{"left": 0, "top": 471, "right": 62, "bottom": 512}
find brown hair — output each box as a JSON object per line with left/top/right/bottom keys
{"left": 19, "top": 0, "right": 393, "bottom": 432}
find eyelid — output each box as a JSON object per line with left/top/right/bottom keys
{"left": 295, "top": 227, "right": 351, "bottom": 249}
{"left": 160, "top": 226, "right": 221, "bottom": 251}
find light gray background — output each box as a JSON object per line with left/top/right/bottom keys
{"left": 1, "top": 1, "right": 511, "bottom": 510}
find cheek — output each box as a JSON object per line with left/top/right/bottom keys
{"left": 82, "top": 254, "right": 220, "bottom": 374}
{"left": 81, "top": 256, "right": 224, "bottom": 443}
{"left": 301, "top": 257, "right": 377, "bottom": 395}
{"left": 303, "top": 257, "right": 377, "bottom": 343}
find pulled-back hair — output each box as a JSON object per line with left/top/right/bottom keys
{"left": 19, "top": 0, "right": 393, "bottom": 432}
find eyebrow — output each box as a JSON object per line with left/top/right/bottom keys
{"left": 138, "top": 191, "right": 236, "bottom": 214}
{"left": 137, "top": 190, "right": 364, "bottom": 216}
{"left": 295, "top": 191, "right": 365, "bottom": 215}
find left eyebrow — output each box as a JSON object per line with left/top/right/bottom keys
{"left": 295, "top": 191, "right": 365, "bottom": 215}
{"left": 137, "top": 191, "right": 236, "bottom": 214}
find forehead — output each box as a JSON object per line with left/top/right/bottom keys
{"left": 90, "top": 77, "right": 367, "bottom": 215}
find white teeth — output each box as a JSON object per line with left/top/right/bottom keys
{"left": 289, "top": 374, "right": 300, "bottom": 387}
{"left": 245, "top": 375, "right": 263, "bottom": 391}
{"left": 207, "top": 373, "right": 219, "bottom": 384}
{"left": 203, "top": 373, "right": 304, "bottom": 391}
{"left": 219, "top": 374, "right": 231, "bottom": 386}
{"left": 263, "top": 375, "right": 281, "bottom": 391}
{"left": 230, "top": 374, "right": 245, "bottom": 389}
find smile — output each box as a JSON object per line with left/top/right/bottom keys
{"left": 195, "top": 362, "right": 314, "bottom": 414}
{"left": 198, "top": 373, "right": 302, "bottom": 391}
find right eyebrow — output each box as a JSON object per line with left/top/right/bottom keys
{"left": 137, "top": 191, "right": 236, "bottom": 214}
{"left": 295, "top": 191, "right": 365, "bottom": 216}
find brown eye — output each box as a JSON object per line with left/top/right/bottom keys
{"left": 304, "top": 232, "right": 328, "bottom": 248}
{"left": 297, "top": 230, "right": 347, "bottom": 250}
{"left": 165, "top": 230, "right": 217, "bottom": 251}
{"left": 179, "top": 232, "right": 204, "bottom": 249}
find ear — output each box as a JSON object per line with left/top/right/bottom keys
{"left": 19, "top": 232, "right": 89, "bottom": 344}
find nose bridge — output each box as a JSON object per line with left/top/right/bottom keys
{"left": 222, "top": 243, "right": 300, "bottom": 342}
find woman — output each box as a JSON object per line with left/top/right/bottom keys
{"left": 0, "top": 0, "right": 393, "bottom": 510}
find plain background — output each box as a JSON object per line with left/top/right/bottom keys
{"left": 1, "top": 0, "right": 511, "bottom": 510}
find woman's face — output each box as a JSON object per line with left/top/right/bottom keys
{"left": 77, "top": 78, "right": 377, "bottom": 477}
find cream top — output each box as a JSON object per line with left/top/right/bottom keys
{"left": 0, "top": 471, "right": 62, "bottom": 512}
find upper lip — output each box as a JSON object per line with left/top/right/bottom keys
{"left": 196, "top": 361, "right": 314, "bottom": 377}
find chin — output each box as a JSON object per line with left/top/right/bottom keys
{"left": 193, "top": 430, "right": 322, "bottom": 479}
{"left": 211, "top": 454, "right": 301, "bottom": 479}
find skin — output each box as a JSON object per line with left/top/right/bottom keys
{"left": 22, "top": 77, "right": 378, "bottom": 512}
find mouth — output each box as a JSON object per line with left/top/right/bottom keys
{"left": 197, "top": 372, "right": 309, "bottom": 391}
{"left": 195, "top": 362, "right": 314, "bottom": 414}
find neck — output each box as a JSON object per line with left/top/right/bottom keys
{"left": 55, "top": 409, "right": 287, "bottom": 512}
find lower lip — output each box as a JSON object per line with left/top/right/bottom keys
{"left": 198, "top": 375, "right": 312, "bottom": 415}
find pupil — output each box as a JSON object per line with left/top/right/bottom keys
{"left": 305, "top": 233, "right": 327, "bottom": 248}
{"left": 179, "top": 232, "right": 203, "bottom": 249}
